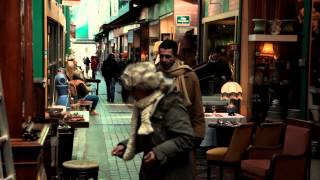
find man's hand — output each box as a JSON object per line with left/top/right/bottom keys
{"left": 143, "top": 151, "right": 157, "bottom": 165}
{"left": 112, "top": 144, "right": 125, "bottom": 157}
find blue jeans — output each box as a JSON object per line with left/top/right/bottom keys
{"left": 105, "top": 77, "right": 116, "bottom": 102}
{"left": 84, "top": 94, "right": 99, "bottom": 110}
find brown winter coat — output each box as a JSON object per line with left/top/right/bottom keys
{"left": 182, "top": 70, "right": 205, "bottom": 138}
{"left": 158, "top": 60, "right": 205, "bottom": 139}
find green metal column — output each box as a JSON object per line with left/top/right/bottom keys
{"left": 64, "top": 6, "right": 71, "bottom": 57}
{"left": 300, "top": 0, "right": 311, "bottom": 118}
{"left": 235, "top": 0, "right": 242, "bottom": 82}
{"left": 223, "top": 0, "right": 229, "bottom": 13}
{"left": 32, "top": 0, "right": 44, "bottom": 80}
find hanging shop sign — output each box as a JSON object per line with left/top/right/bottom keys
{"left": 62, "top": 0, "right": 80, "bottom": 6}
{"left": 176, "top": 15, "right": 191, "bottom": 26}
{"left": 128, "top": 30, "right": 134, "bottom": 43}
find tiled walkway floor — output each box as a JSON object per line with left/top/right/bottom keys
{"left": 72, "top": 72, "right": 320, "bottom": 180}
{"left": 72, "top": 74, "right": 142, "bottom": 180}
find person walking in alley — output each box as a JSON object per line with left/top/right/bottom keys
{"left": 112, "top": 62, "right": 194, "bottom": 180}
{"left": 90, "top": 56, "right": 98, "bottom": 79}
{"left": 157, "top": 39, "right": 205, "bottom": 144}
{"left": 83, "top": 56, "right": 91, "bottom": 77}
{"left": 101, "top": 53, "right": 119, "bottom": 102}
{"left": 157, "top": 39, "right": 205, "bottom": 177}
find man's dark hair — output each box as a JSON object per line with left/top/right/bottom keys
{"left": 106, "top": 53, "right": 115, "bottom": 61}
{"left": 159, "top": 39, "right": 178, "bottom": 56}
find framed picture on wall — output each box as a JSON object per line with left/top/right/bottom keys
{"left": 161, "top": 33, "right": 171, "bottom": 40}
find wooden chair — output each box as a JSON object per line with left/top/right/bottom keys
{"left": 253, "top": 122, "right": 285, "bottom": 147}
{"left": 206, "top": 122, "right": 254, "bottom": 180}
{"left": 241, "top": 119, "right": 311, "bottom": 180}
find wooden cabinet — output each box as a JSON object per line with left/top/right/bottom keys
{"left": 11, "top": 124, "right": 50, "bottom": 180}
{"left": 249, "top": 34, "right": 300, "bottom": 122}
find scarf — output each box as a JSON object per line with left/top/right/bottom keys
{"left": 123, "top": 90, "right": 164, "bottom": 160}
{"left": 159, "top": 59, "right": 192, "bottom": 106}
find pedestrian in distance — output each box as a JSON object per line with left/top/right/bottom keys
{"left": 101, "top": 53, "right": 119, "bottom": 103}
{"left": 90, "top": 56, "right": 98, "bottom": 79}
{"left": 83, "top": 56, "right": 91, "bottom": 77}
{"left": 112, "top": 62, "right": 194, "bottom": 180}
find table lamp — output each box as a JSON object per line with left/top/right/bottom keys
{"left": 221, "top": 81, "right": 242, "bottom": 116}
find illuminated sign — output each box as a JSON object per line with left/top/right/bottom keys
{"left": 176, "top": 15, "right": 191, "bottom": 26}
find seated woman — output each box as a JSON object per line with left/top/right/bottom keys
{"left": 69, "top": 71, "right": 99, "bottom": 115}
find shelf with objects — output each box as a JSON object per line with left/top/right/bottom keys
{"left": 247, "top": 0, "right": 305, "bottom": 122}
{"left": 250, "top": 41, "right": 301, "bottom": 122}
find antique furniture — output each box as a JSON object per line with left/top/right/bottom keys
{"left": 58, "top": 111, "right": 90, "bottom": 167}
{"left": 206, "top": 122, "right": 254, "bottom": 180}
{"left": 253, "top": 122, "right": 285, "bottom": 146}
{"left": 201, "top": 113, "right": 246, "bottom": 147}
{"left": 85, "top": 78, "right": 101, "bottom": 95}
{"left": 241, "top": 119, "right": 311, "bottom": 180}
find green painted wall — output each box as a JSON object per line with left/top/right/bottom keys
{"left": 76, "top": 23, "right": 89, "bottom": 39}
{"left": 64, "top": 6, "right": 71, "bottom": 56}
{"left": 32, "top": 0, "right": 44, "bottom": 78}
{"left": 223, "top": 0, "right": 229, "bottom": 12}
{"left": 159, "top": 0, "right": 173, "bottom": 17}
{"left": 205, "top": 0, "right": 209, "bottom": 17}
{"left": 300, "top": 0, "right": 312, "bottom": 118}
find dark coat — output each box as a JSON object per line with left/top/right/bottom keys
{"left": 123, "top": 92, "right": 194, "bottom": 180}
{"left": 101, "top": 58, "right": 118, "bottom": 80}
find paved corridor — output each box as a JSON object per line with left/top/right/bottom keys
{"left": 72, "top": 73, "right": 142, "bottom": 180}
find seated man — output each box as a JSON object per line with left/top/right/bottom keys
{"left": 69, "top": 71, "right": 99, "bottom": 116}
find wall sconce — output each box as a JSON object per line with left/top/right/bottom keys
{"left": 260, "top": 42, "right": 274, "bottom": 57}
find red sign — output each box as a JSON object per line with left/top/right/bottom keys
{"left": 62, "top": 0, "right": 80, "bottom": 6}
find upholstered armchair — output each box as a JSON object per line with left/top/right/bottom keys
{"left": 206, "top": 122, "right": 254, "bottom": 180}
{"left": 241, "top": 119, "right": 311, "bottom": 180}
{"left": 253, "top": 122, "right": 285, "bottom": 147}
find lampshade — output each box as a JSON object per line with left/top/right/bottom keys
{"left": 221, "top": 81, "right": 243, "bottom": 100}
{"left": 260, "top": 42, "right": 274, "bottom": 57}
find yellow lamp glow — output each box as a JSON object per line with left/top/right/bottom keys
{"left": 260, "top": 42, "right": 275, "bottom": 57}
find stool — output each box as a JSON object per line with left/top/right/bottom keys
{"left": 62, "top": 160, "right": 99, "bottom": 180}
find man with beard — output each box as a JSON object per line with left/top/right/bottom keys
{"left": 157, "top": 40, "right": 205, "bottom": 177}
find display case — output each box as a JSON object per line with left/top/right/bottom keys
{"left": 250, "top": 41, "right": 301, "bottom": 122}
{"left": 308, "top": 0, "right": 320, "bottom": 121}
{"left": 248, "top": 0, "right": 303, "bottom": 122}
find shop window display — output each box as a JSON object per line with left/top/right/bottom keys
{"left": 194, "top": 18, "right": 237, "bottom": 95}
